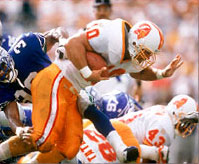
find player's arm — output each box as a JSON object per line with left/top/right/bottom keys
{"left": 64, "top": 32, "right": 108, "bottom": 83}
{"left": 4, "top": 101, "right": 33, "bottom": 140}
{"left": 130, "top": 54, "right": 183, "bottom": 81}
{"left": 4, "top": 101, "right": 23, "bottom": 133}
{"left": 44, "top": 27, "right": 69, "bottom": 52}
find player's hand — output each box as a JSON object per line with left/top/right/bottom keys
{"left": 44, "top": 27, "right": 69, "bottom": 43}
{"left": 162, "top": 54, "right": 183, "bottom": 78}
{"left": 21, "top": 131, "right": 34, "bottom": 145}
{"left": 53, "top": 27, "right": 69, "bottom": 41}
{"left": 16, "top": 126, "right": 33, "bottom": 142}
{"left": 157, "top": 145, "right": 169, "bottom": 163}
{"left": 86, "top": 67, "right": 109, "bottom": 83}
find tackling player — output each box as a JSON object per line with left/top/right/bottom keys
{"left": 3, "top": 93, "right": 197, "bottom": 163}
{"left": 0, "top": 30, "right": 139, "bottom": 163}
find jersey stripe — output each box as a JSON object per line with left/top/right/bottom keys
{"left": 120, "top": 21, "right": 126, "bottom": 63}
{"left": 36, "top": 71, "right": 64, "bottom": 147}
{"left": 120, "top": 21, "right": 132, "bottom": 63}
{"left": 151, "top": 22, "right": 164, "bottom": 50}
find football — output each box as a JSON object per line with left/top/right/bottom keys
{"left": 86, "top": 52, "right": 109, "bottom": 77}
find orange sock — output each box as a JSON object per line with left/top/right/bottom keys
{"left": 111, "top": 120, "right": 141, "bottom": 163}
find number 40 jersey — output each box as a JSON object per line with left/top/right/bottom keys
{"left": 0, "top": 32, "right": 51, "bottom": 110}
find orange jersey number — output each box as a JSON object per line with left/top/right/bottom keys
{"left": 84, "top": 129, "right": 117, "bottom": 162}
{"left": 86, "top": 28, "right": 100, "bottom": 40}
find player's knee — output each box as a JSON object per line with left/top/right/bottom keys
{"left": 62, "top": 136, "right": 82, "bottom": 160}
{"left": 37, "top": 142, "right": 53, "bottom": 153}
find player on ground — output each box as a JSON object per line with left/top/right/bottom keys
{"left": 14, "top": 93, "right": 198, "bottom": 163}
{"left": 80, "top": 93, "right": 199, "bottom": 163}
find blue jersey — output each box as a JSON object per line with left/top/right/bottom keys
{"left": 1, "top": 34, "right": 16, "bottom": 51}
{"left": 0, "top": 32, "right": 51, "bottom": 110}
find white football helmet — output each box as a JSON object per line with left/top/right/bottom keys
{"left": 128, "top": 21, "right": 164, "bottom": 69}
{"left": 166, "top": 95, "right": 199, "bottom": 138}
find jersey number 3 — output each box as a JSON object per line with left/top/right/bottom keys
{"left": 13, "top": 40, "right": 27, "bottom": 54}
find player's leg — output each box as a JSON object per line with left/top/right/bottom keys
{"left": 111, "top": 120, "right": 141, "bottom": 163}
{"left": 51, "top": 77, "right": 83, "bottom": 160}
{"left": 78, "top": 89, "right": 139, "bottom": 162}
{"left": 30, "top": 63, "right": 64, "bottom": 153}
{"left": 31, "top": 63, "right": 82, "bottom": 162}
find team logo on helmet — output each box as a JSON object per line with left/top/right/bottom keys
{"left": 134, "top": 23, "right": 151, "bottom": 39}
{"left": 173, "top": 98, "right": 188, "bottom": 109}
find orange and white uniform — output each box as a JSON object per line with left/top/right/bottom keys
{"left": 74, "top": 120, "right": 141, "bottom": 163}
{"left": 31, "top": 63, "right": 83, "bottom": 160}
{"left": 86, "top": 18, "right": 143, "bottom": 75}
{"left": 19, "top": 120, "right": 141, "bottom": 163}
{"left": 117, "top": 105, "right": 175, "bottom": 147}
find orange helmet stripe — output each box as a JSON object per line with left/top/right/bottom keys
{"left": 151, "top": 22, "right": 164, "bottom": 50}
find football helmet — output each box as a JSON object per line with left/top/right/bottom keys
{"left": 166, "top": 95, "right": 199, "bottom": 138}
{"left": 0, "top": 47, "right": 18, "bottom": 83}
{"left": 98, "top": 90, "right": 142, "bottom": 118}
{"left": 128, "top": 21, "right": 164, "bottom": 69}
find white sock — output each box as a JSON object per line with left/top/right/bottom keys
{"left": 0, "top": 141, "right": 11, "bottom": 161}
{"left": 106, "top": 130, "right": 127, "bottom": 162}
{"left": 140, "top": 144, "right": 158, "bottom": 161}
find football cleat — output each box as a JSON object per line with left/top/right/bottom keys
{"left": 123, "top": 146, "right": 139, "bottom": 162}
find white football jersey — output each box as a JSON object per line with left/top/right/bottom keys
{"left": 117, "top": 105, "right": 175, "bottom": 147}
{"left": 75, "top": 125, "right": 120, "bottom": 163}
{"left": 86, "top": 18, "right": 143, "bottom": 75}
{"left": 54, "top": 58, "right": 91, "bottom": 92}
{"left": 54, "top": 19, "right": 145, "bottom": 92}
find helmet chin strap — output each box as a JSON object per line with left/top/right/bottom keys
{"left": 8, "top": 68, "right": 18, "bottom": 83}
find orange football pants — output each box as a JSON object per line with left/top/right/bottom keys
{"left": 31, "top": 63, "right": 83, "bottom": 160}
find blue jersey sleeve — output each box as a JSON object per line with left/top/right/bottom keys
{"left": 1, "top": 34, "right": 16, "bottom": 51}
{"left": 8, "top": 32, "right": 51, "bottom": 82}
{"left": 0, "top": 84, "right": 16, "bottom": 111}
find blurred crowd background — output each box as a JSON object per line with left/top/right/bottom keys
{"left": 0, "top": 0, "right": 198, "bottom": 105}
{"left": 0, "top": 0, "right": 198, "bottom": 163}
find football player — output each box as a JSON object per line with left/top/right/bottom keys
{"left": 0, "top": 103, "right": 141, "bottom": 163}
{"left": 78, "top": 94, "right": 199, "bottom": 163}
{"left": 15, "top": 94, "right": 198, "bottom": 163}
{"left": 0, "top": 20, "right": 16, "bottom": 51}
{"left": 85, "top": 87, "right": 143, "bottom": 118}
{"left": 56, "top": 19, "right": 183, "bottom": 161}
{"left": 0, "top": 31, "right": 139, "bottom": 163}
{"left": 63, "top": 19, "right": 183, "bottom": 83}
{"left": 91, "top": 0, "right": 143, "bottom": 103}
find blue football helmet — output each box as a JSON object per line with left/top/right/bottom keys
{"left": 99, "top": 90, "right": 143, "bottom": 118}
{"left": 0, "top": 47, "right": 18, "bottom": 83}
